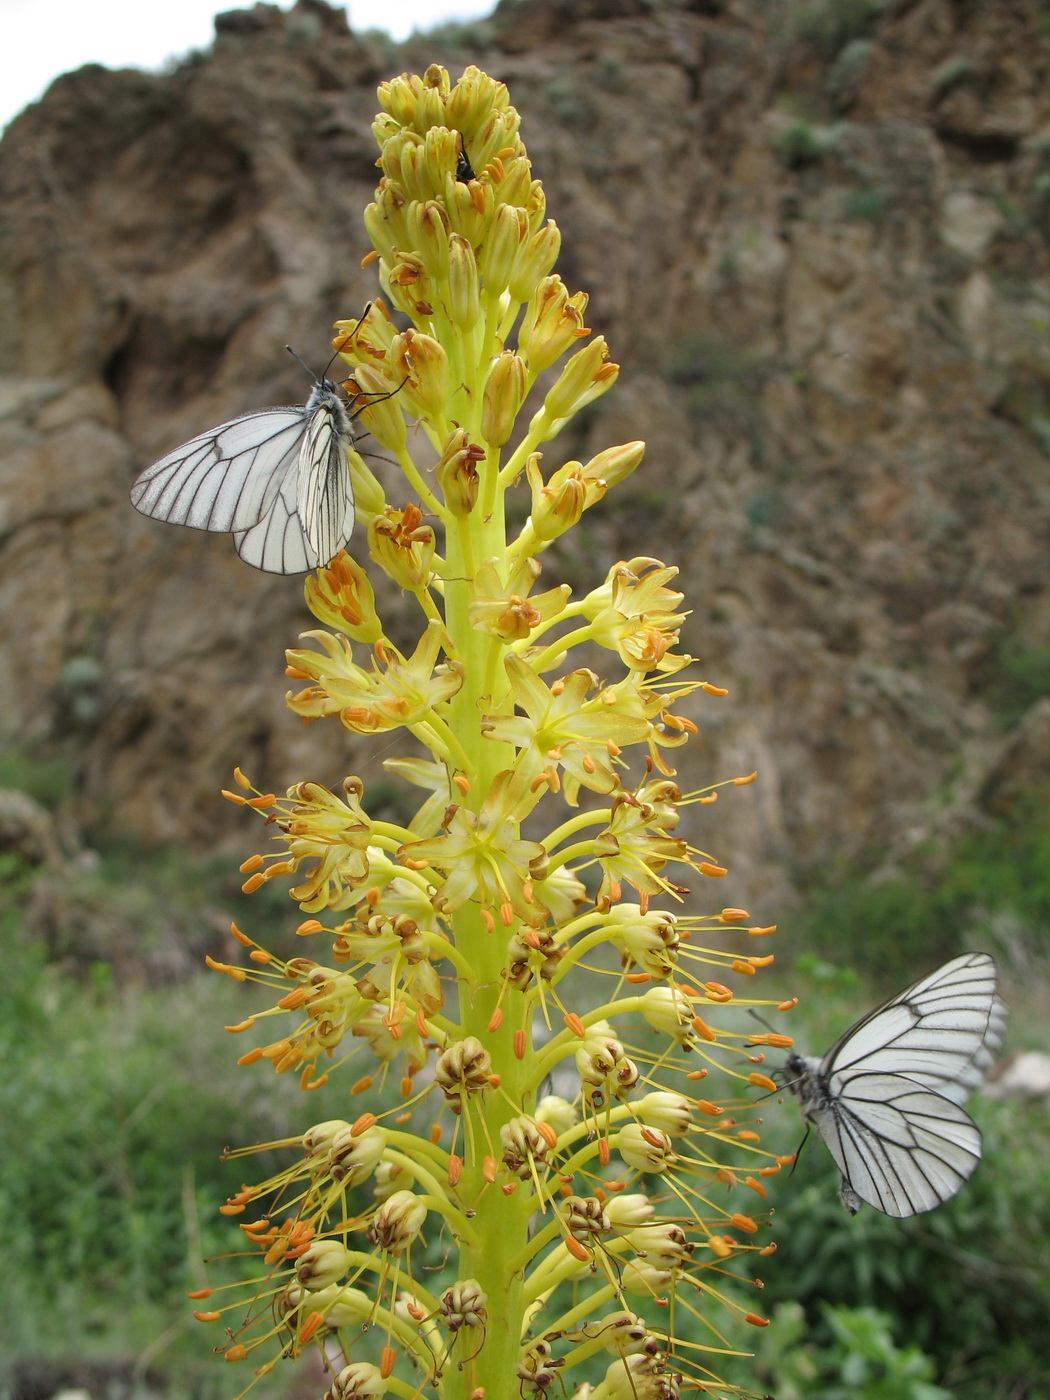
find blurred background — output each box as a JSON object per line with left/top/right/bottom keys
{"left": 0, "top": 0, "right": 1048, "bottom": 1395}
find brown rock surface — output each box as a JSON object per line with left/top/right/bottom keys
{"left": 2, "top": 0, "right": 1049, "bottom": 906}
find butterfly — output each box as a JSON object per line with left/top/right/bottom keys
{"left": 779, "top": 952, "right": 1006, "bottom": 1217}
{"left": 130, "top": 363, "right": 361, "bottom": 575}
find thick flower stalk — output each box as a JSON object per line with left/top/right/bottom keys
{"left": 195, "top": 65, "right": 792, "bottom": 1400}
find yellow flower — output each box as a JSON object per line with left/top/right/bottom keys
{"left": 287, "top": 620, "right": 463, "bottom": 735}
{"left": 482, "top": 656, "right": 651, "bottom": 804}
{"left": 581, "top": 558, "right": 691, "bottom": 674}
{"left": 399, "top": 770, "right": 545, "bottom": 924}
{"left": 277, "top": 779, "right": 372, "bottom": 912}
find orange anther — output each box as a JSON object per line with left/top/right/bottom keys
{"left": 758, "top": 1164, "right": 781, "bottom": 1176}
{"left": 351, "top": 1113, "right": 377, "bottom": 1136}
{"left": 731, "top": 959, "right": 756, "bottom": 976}
{"left": 564, "top": 1013, "right": 586, "bottom": 1037}
{"left": 692, "top": 1016, "right": 717, "bottom": 1042}
{"left": 224, "top": 1344, "right": 248, "bottom": 1361}
{"left": 241, "top": 873, "right": 266, "bottom": 894}
{"left": 300, "top": 1312, "right": 324, "bottom": 1343}
{"left": 720, "top": 908, "right": 748, "bottom": 922}
{"left": 536, "top": 1121, "right": 558, "bottom": 1150}
{"left": 777, "top": 997, "right": 798, "bottom": 1011}
{"left": 598, "top": 1139, "right": 610, "bottom": 1167}
{"left": 731, "top": 1213, "right": 758, "bottom": 1234}
{"left": 482, "top": 1155, "right": 497, "bottom": 1183}
{"left": 221, "top": 790, "right": 248, "bottom": 805}
{"left": 745, "top": 1177, "right": 768, "bottom": 1198}
{"left": 565, "top": 1236, "right": 589, "bottom": 1261}
{"left": 696, "top": 1100, "right": 723, "bottom": 1116}
{"left": 698, "top": 862, "right": 727, "bottom": 878}
{"left": 229, "top": 922, "right": 253, "bottom": 946}
{"left": 448, "top": 1154, "right": 463, "bottom": 1186}
{"left": 487, "top": 1008, "right": 503, "bottom": 1032}
{"left": 193, "top": 1309, "right": 221, "bottom": 1321}
{"left": 296, "top": 919, "right": 324, "bottom": 936}
{"left": 513, "top": 1029, "right": 526, "bottom": 1059}
{"left": 750, "top": 925, "right": 777, "bottom": 936}
{"left": 736, "top": 1129, "right": 761, "bottom": 1142}
{"left": 380, "top": 1346, "right": 397, "bottom": 1379}
{"left": 748, "top": 1073, "right": 777, "bottom": 1092}
{"left": 625, "top": 972, "right": 651, "bottom": 984}
{"left": 734, "top": 772, "right": 758, "bottom": 786}
{"left": 186, "top": 1288, "right": 213, "bottom": 1299}
{"left": 237, "top": 1048, "right": 263, "bottom": 1066}
{"left": 351, "top": 1075, "right": 375, "bottom": 1095}
{"left": 225, "top": 1018, "right": 256, "bottom": 1033}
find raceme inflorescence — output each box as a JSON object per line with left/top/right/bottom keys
{"left": 189, "top": 64, "right": 792, "bottom": 1400}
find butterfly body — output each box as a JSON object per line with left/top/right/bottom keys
{"left": 780, "top": 953, "right": 1005, "bottom": 1218}
{"left": 130, "top": 378, "right": 356, "bottom": 574}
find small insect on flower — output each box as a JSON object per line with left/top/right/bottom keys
{"left": 130, "top": 326, "right": 393, "bottom": 574}
{"left": 778, "top": 952, "right": 1007, "bottom": 1218}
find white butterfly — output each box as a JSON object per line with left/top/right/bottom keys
{"left": 780, "top": 952, "right": 1006, "bottom": 1217}
{"left": 130, "top": 376, "right": 357, "bottom": 575}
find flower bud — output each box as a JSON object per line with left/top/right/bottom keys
{"left": 369, "top": 1189, "right": 427, "bottom": 1253}
{"left": 436, "top": 429, "right": 483, "bottom": 515}
{"left": 478, "top": 202, "right": 530, "bottom": 296}
{"left": 327, "top": 1361, "right": 387, "bottom": 1400}
{"left": 304, "top": 553, "right": 383, "bottom": 644}
{"left": 346, "top": 364, "right": 406, "bottom": 454}
{"left": 620, "top": 1257, "right": 674, "bottom": 1298}
{"left": 536, "top": 1093, "right": 577, "bottom": 1137}
{"left": 347, "top": 449, "right": 388, "bottom": 526}
{"left": 448, "top": 233, "right": 480, "bottom": 331}
{"left": 640, "top": 987, "right": 693, "bottom": 1043}
{"left": 391, "top": 329, "right": 449, "bottom": 421}
{"left": 482, "top": 351, "right": 527, "bottom": 447}
{"left": 636, "top": 1091, "right": 692, "bottom": 1137}
{"left": 615, "top": 1123, "right": 676, "bottom": 1174}
{"left": 604, "top": 1353, "right": 680, "bottom": 1400}
{"left": 509, "top": 220, "right": 562, "bottom": 302}
{"left": 407, "top": 201, "right": 451, "bottom": 283}
{"left": 526, "top": 453, "right": 586, "bottom": 543}
{"left": 579, "top": 440, "right": 645, "bottom": 492}
{"left": 605, "top": 1192, "right": 654, "bottom": 1230}
{"left": 579, "top": 1311, "right": 650, "bottom": 1356}
{"left": 518, "top": 276, "right": 588, "bottom": 373}
{"left": 540, "top": 337, "right": 618, "bottom": 425}
{"left": 364, "top": 187, "right": 410, "bottom": 265}
{"left": 373, "top": 1159, "right": 405, "bottom": 1203}
{"left": 296, "top": 1239, "right": 353, "bottom": 1290}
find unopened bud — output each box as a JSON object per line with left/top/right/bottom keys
{"left": 478, "top": 202, "right": 530, "bottom": 295}
{"left": 439, "top": 1279, "right": 488, "bottom": 1331}
{"left": 640, "top": 987, "right": 694, "bottom": 1043}
{"left": 389, "top": 328, "right": 449, "bottom": 421}
{"left": 536, "top": 1094, "right": 577, "bottom": 1137}
{"left": 346, "top": 363, "right": 406, "bottom": 454}
{"left": 605, "top": 1192, "right": 654, "bottom": 1229}
{"left": 540, "top": 337, "right": 618, "bottom": 425}
{"left": 482, "top": 351, "right": 527, "bottom": 447}
{"left": 509, "top": 220, "right": 562, "bottom": 302}
{"left": 448, "top": 233, "right": 480, "bottom": 331}
{"left": 328, "top": 1124, "right": 388, "bottom": 1187}
{"left": 407, "top": 199, "right": 451, "bottom": 282}
{"left": 519, "top": 276, "right": 588, "bottom": 373}
{"left": 526, "top": 453, "right": 586, "bottom": 543}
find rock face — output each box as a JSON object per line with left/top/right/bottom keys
{"left": 1, "top": 0, "right": 1049, "bottom": 906}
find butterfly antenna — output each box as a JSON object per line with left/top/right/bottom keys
{"left": 284, "top": 345, "right": 318, "bottom": 381}
{"left": 748, "top": 1008, "right": 778, "bottom": 1035}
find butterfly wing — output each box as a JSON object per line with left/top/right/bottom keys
{"left": 297, "top": 387, "right": 355, "bottom": 568}
{"left": 790, "top": 953, "right": 1005, "bottom": 1217}
{"left": 809, "top": 1072, "right": 983, "bottom": 1217}
{"left": 130, "top": 408, "right": 308, "bottom": 535}
{"left": 822, "top": 952, "right": 1002, "bottom": 1098}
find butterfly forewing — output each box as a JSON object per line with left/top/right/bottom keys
{"left": 130, "top": 380, "right": 358, "bottom": 574}
{"left": 131, "top": 410, "right": 308, "bottom": 534}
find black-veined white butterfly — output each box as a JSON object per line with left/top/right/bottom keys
{"left": 779, "top": 952, "right": 1006, "bottom": 1218}
{"left": 130, "top": 357, "right": 365, "bottom": 575}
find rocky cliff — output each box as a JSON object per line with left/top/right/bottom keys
{"left": 2, "top": 0, "right": 1049, "bottom": 908}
